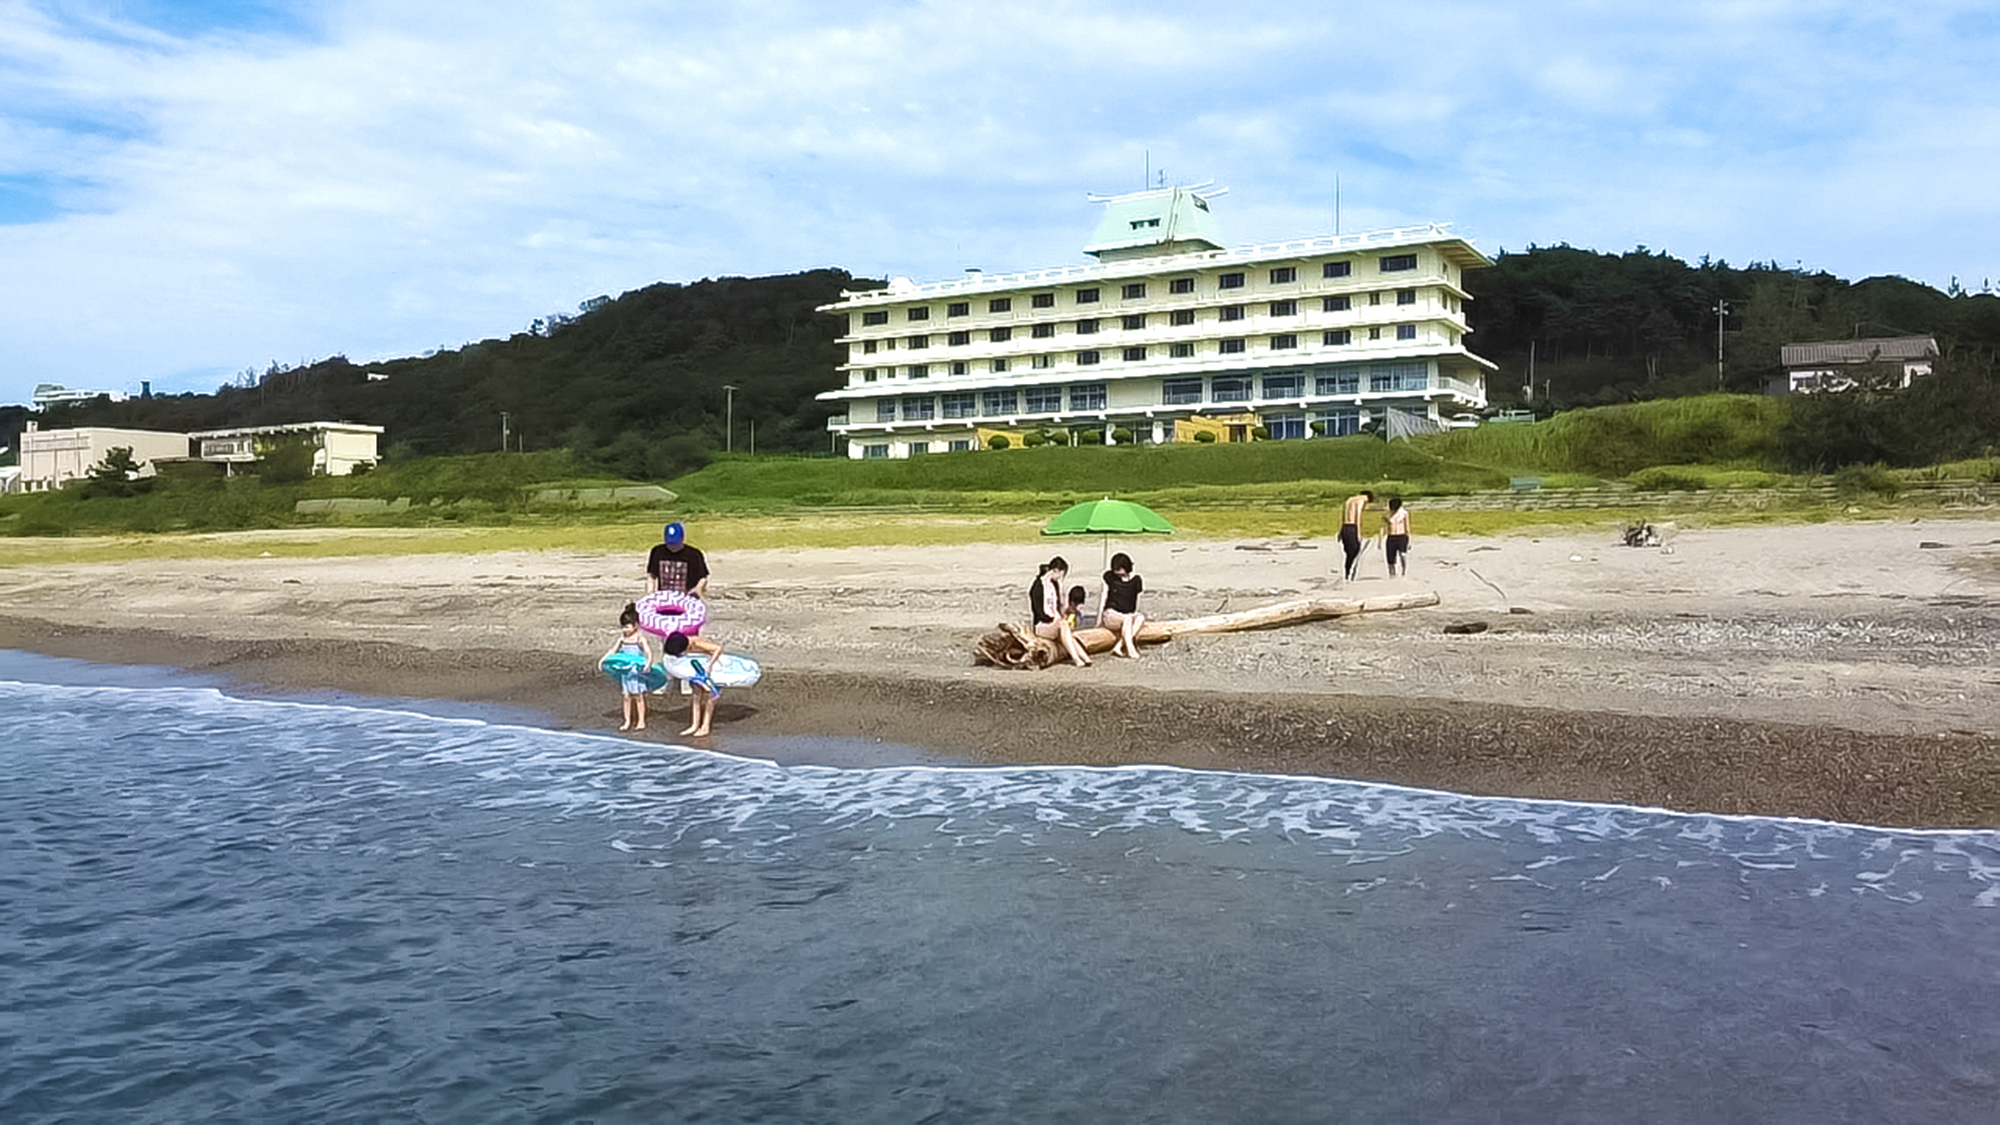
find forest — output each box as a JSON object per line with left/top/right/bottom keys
{"left": 24, "top": 246, "right": 2000, "bottom": 473}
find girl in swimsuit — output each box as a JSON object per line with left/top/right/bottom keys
{"left": 603, "top": 603, "right": 658, "bottom": 731}
{"left": 1098, "top": 552, "right": 1146, "bottom": 659}
{"left": 1030, "top": 556, "right": 1092, "bottom": 667}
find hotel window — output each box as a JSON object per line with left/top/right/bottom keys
{"left": 1076, "top": 287, "right": 1100, "bottom": 304}
{"left": 948, "top": 439, "right": 972, "bottom": 452}
{"left": 948, "top": 331, "right": 970, "bottom": 346}
{"left": 1323, "top": 330, "right": 1352, "bottom": 346}
{"left": 1077, "top": 349, "right": 1102, "bottom": 365}
{"left": 1212, "top": 375, "right": 1252, "bottom": 402}
{"left": 1316, "top": 368, "right": 1360, "bottom": 395}
{"left": 1219, "top": 304, "right": 1246, "bottom": 322}
{"left": 1025, "top": 385, "right": 1063, "bottom": 411}
{"left": 876, "top": 400, "right": 897, "bottom": 422}
{"left": 947, "top": 302, "right": 969, "bottom": 317}
{"left": 863, "top": 369, "right": 879, "bottom": 382}
{"left": 1032, "top": 292, "right": 1056, "bottom": 308}
{"left": 1318, "top": 409, "right": 1361, "bottom": 436}
{"left": 1033, "top": 354, "right": 1054, "bottom": 369}
{"left": 1323, "top": 260, "right": 1352, "bottom": 279}
{"left": 991, "top": 357, "right": 1010, "bottom": 373}
{"left": 908, "top": 335, "right": 929, "bottom": 349}
{"left": 907, "top": 364, "right": 929, "bottom": 378}
{"left": 1270, "top": 299, "right": 1298, "bottom": 317}
{"left": 1263, "top": 374, "right": 1304, "bottom": 398}
{"left": 1265, "top": 412, "right": 1308, "bottom": 440}
{"left": 950, "top": 361, "right": 968, "bottom": 376}
{"left": 1371, "top": 362, "right": 1429, "bottom": 391}
{"left": 1270, "top": 266, "right": 1297, "bottom": 284}
{"left": 1219, "top": 337, "right": 1246, "bottom": 355}
{"left": 862, "top": 310, "right": 889, "bottom": 325}
{"left": 1380, "top": 254, "right": 1418, "bottom": 273}
{"left": 942, "top": 392, "right": 976, "bottom": 419}
{"left": 1169, "top": 277, "right": 1196, "bottom": 294}
{"left": 903, "top": 395, "right": 935, "bottom": 421}
{"left": 1270, "top": 334, "right": 1299, "bottom": 350}
{"left": 1395, "top": 288, "right": 1417, "bottom": 306}
{"left": 1218, "top": 272, "right": 1245, "bottom": 289}
{"left": 1169, "top": 341, "right": 1195, "bottom": 358}
{"left": 1370, "top": 327, "right": 1382, "bottom": 340}
{"left": 1122, "top": 346, "right": 1147, "bottom": 362}
{"left": 862, "top": 339, "right": 878, "bottom": 354}
{"left": 1170, "top": 308, "right": 1196, "bottom": 326}
{"left": 984, "top": 388, "right": 1018, "bottom": 414}
{"left": 989, "top": 297, "right": 1013, "bottom": 313}
{"left": 1076, "top": 318, "right": 1100, "bottom": 335}
{"left": 990, "top": 326, "right": 1013, "bottom": 342}
{"left": 1122, "top": 282, "right": 1146, "bottom": 299}
{"left": 1370, "top": 291, "right": 1382, "bottom": 306}
{"left": 1162, "top": 376, "right": 1203, "bottom": 404}
{"left": 1397, "top": 323, "right": 1418, "bottom": 340}
{"left": 1323, "top": 295, "right": 1351, "bottom": 313}
{"left": 882, "top": 338, "right": 896, "bottom": 351}
{"left": 1032, "top": 322, "right": 1056, "bottom": 338}
{"left": 1121, "top": 314, "right": 1147, "bottom": 330}
{"left": 907, "top": 441, "right": 930, "bottom": 455}
{"left": 862, "top": 443, "right": 889, "bottom": 458}
{"left": 1070, "top": 382, "right": 1107, "bottom": 410}
{"left": 908, "top": 307, "right": 931, "bottom": 321}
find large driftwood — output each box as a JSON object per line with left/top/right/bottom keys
{"left": 973, "top": 591, "right": 1441, "bottom": 668}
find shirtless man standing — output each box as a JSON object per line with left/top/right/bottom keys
{"left": 1339, "top": 490, "right": 1374, "bottom": 581}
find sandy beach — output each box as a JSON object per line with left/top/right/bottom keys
{"left": 5, "top": 516, "right": 1999, "bottom": 827}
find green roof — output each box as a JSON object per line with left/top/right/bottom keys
{"left": 1082, "top": 186, "right": 1227, "bottom": 260}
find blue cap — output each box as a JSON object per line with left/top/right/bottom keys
{"left": 663, "top": 522, "right": 685, "bottom": 545}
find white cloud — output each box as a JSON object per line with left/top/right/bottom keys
{"left": 3, "top": 0, "right": 2000, "bottom": 401}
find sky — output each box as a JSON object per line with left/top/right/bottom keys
{"left": 5, "top": 0, "right": 2000, "bottom": 405}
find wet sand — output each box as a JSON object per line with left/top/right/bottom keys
{"left": 5, "top": 517, "right": 2000, "bottom": 826}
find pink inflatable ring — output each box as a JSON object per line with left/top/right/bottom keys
{"left": 636, "top": 589, "right": 707, "bottom": 638}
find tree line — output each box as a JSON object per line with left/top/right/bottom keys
{"left": 26, "top": 249, "right": 2000, "bottom": 475}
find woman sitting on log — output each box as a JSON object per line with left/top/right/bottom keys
{"left": 1098, "top": 552, "right": 1146, "bottom": 659}
{"left": 1031, "top": 556, "right": 1093, "bottom": 667}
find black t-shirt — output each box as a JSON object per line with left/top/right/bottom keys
{"left": 646, "top": 543, "right": 709, "bottom": 594}
{"left": 1029, "top": 576, "right": 1053, "bottom": 624}
{"left": 1102, "top": 571, "right": 1143, "bottom": 615}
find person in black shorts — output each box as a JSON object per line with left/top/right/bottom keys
{"left": 1339, "top": 490, "right": 1375, "bottom": 581}
{"left": 1384, "top": 498, "right": 1411, "bottom": 577}
{"left": 1097, "top": 552, "right": 1146, "bottom": 658}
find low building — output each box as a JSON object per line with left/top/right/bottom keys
{"left": 815, "top": 186, "right": 1495, "bottom": 458}
{"left": 16, "top": 424, "right": 190, "bottom": 491}
{"left": 188, "top": 422, "right": 385, "bottom": 476}
{"left": 1776, "top": 336, "right": 1939, "bottom": 394}
{"left": 31, "top": 382, "right": 128, "bottom": 410}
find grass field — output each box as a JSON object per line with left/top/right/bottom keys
{"left": 3, "top": 394, "right": 1990, "bottom": 558}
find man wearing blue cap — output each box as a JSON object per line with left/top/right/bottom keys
{"left": 646, "top": 521, "right": 709, "bottom": 599}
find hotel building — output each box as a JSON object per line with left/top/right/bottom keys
{"left": 816, "top": 186, "right": 1496, "bottom": 458}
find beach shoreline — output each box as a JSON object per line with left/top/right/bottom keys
{"left": 5, "top": 517, "right": 1999, "bottom": 827}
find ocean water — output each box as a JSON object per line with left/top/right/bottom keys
{"left": 3, "top": 664, "right": 1998, "bottom": 1123}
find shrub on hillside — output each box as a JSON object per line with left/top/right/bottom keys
{"left": 988, "top": 435, "right": 1010, "bottom": 450}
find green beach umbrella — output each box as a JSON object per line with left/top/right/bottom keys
{"left": 1042, "top": 497, "right": 1174, "bottom": 567}
{"left": 1042, "top": 497, "right": 1176, "bottom": 537}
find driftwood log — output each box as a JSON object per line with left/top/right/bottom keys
{"left": 972, "top": 591, "right": 1441, "bottom": 669}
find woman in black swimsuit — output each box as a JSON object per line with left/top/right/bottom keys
{"left": 1097, "top": 552, "right": 1146, "bottom": 659}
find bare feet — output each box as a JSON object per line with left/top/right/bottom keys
{"left": 679, "top": 724, "right": 699, "bottom": 736}
{"left": 618, "top": 721, "right": 632, "bottom": 731}
{"left": 634, "top": 722, "right": 645, "bottom": 730}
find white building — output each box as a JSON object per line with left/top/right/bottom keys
{"left": 31, "top": 383, "right": 128, "bottom": 410}
{"left": 188, "top": 422, "right": 385, "bottom": 476}
{"left": 16, "top": 425, "right": 190, "bottom": 491}
{"left": 816, "top": 187, "right": 1496, "bottom": 458}
{"left": 1776, "top": 336, "right": 1939, "bottom": 394}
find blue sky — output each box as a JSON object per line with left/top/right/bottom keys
{"left": 5, "top": 0, "right": 1999, "bottom": 405}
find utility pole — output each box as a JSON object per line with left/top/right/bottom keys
{"left": 1714, "top": 299, "right": 1731, "bottom": 390}
{"left": 501, "top": 411, "right": 510, "bottom": 452}
{"left": 721, "top": 385, "right": 739, "bottom": 452}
